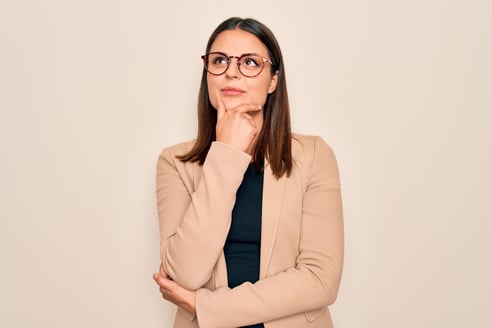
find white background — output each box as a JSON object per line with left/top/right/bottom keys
{"left": 1, "top": 0, "right": 491, "bottom": 327}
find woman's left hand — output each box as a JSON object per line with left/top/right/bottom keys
{"left": 153, "top": 264, "right": 197, "bottom": 315}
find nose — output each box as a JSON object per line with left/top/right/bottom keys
{"left": 224, "top": 57, "right": 241, "bottom": 79}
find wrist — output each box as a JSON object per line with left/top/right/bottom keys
{"left": 186, "top": 290, "right": 197, "bottom": 315}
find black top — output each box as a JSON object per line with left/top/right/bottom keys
{"left": 223, "top": 163, "right": 265, "bottom": 328}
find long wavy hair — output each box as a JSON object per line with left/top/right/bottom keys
{"left": 178, "top": 17, "right": 292, "bottom": 178}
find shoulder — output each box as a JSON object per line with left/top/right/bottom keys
{"left": 291, "top": 133, "right": 341, "bottom": 188}
{"left": 291, "top": 133, "right": 336, "bottom": 163}
{"left": 156, "top": 139, "right": 198, "bottom": 176}
{"left": 158, "top": 139, "right": 196, "bottom": 161}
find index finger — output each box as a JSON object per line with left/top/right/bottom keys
{"left": 228, "top": 103, "right": 263, "bottom": 114}
{"left": 215, "top": 91, "right": 226, "bottom": 121}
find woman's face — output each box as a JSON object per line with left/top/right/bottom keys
{"left": 207, "top": 29, "right": 278, "bottom": 111}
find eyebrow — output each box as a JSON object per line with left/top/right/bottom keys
{"left": 209, "top": 51, "right": 270, "bottom": 59}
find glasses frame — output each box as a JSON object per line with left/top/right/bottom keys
{"left": 201, "top": 52, "right": 273, "bottom": 78}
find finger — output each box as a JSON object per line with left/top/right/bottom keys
{"left": 153, "top": 273, "right": 171, "bottom": 288}
{"left": 216, "top": 92, "right": 226, "bottom": 121}
{"left": 228, "top": 103, "right": 262, "bottom": 114}
{"left": 160, "top": 287, "right": 170, "bottom": 300}
{"left": 153, "top": 273, "right": 166, "bottom": 287}
{"left": 153, "top": 273, "right": 160, "bottom": 283}
{"left": 239, "top": 112, "right": 257, "bottom": 127}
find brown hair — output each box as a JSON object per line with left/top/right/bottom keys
{"left": 178, "top": 17, "right": 292, "bottom": 178}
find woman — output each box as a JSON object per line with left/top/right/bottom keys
{"left": 153, "top": 17, "right": 344, "bottom": 328}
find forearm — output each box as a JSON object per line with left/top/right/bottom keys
{"left": 195, "top": 259, "right": 343, "bottom": 328}
{"left": 157, "top": 142, "right": 251, "bottom": 289}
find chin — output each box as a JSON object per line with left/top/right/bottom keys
{"left": 221, "top": 97, "right": 245, "bottom": 110}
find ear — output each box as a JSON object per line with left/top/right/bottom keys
{"left": 267, "top": 70, "right": 279, "bottom": 94}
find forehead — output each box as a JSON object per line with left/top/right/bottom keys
{"left": 210, "top": 29, "right": 269, "bottom": 56}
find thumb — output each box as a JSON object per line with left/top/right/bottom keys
{"left": 216, "top": 95, "right": 226, "bottom": 121}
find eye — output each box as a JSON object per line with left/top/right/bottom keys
{"left": 210, "top": 54, "right": 228, "bottom": 66}
{"left": 241, "top": 55, "right": 260, "bottom": 67}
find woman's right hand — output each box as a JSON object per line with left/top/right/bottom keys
{"left": 153, "top": 264, "right": 196, "bottom": 315}
{"left": 215, "top": 98, "right": 263, "bottom": 155}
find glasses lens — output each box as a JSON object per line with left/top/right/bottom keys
{"left": 239, "top": 55, "right": 265, "bottom": 77}
{"left": 238, "top": 55, "right": 264, "bottom": 77}
{"left": 206, "top": 53, "right": 229, "bottom": 75}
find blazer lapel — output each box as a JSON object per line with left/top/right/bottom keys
{"left": 259, "top": 163, "right": 287, "bottom": 278}
{"left": 211, "top": 162, "right": 288, "bottom": 285}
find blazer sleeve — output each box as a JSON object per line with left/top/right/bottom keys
{"left": 195, "top": 136, "right": 344, "bottom": 328}
{"left": 156, "top": 141, "right": 251, "bottom": 290}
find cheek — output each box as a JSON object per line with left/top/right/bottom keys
{"left": 246, "top": 80, "right": 271, "bottom": 105}
{"left": 248, "top": 93, "right": 268, "bottom": 107}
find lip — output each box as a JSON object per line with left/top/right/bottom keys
{"left": 221, "top": 87, "right": 245, "bottom": 96}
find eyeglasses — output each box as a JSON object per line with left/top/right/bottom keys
{"left": 201, "top": 52, "right": 273, "bottom": 78}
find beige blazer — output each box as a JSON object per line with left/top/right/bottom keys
{"left": 156, "top": 134, "right": 344, "bottom": 328}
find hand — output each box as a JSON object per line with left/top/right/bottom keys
{"left": 153, "top": 264, "right": 197, "bottom": 315}
{"left": 215, "top": 96, "right": 263, "bottom": 155}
